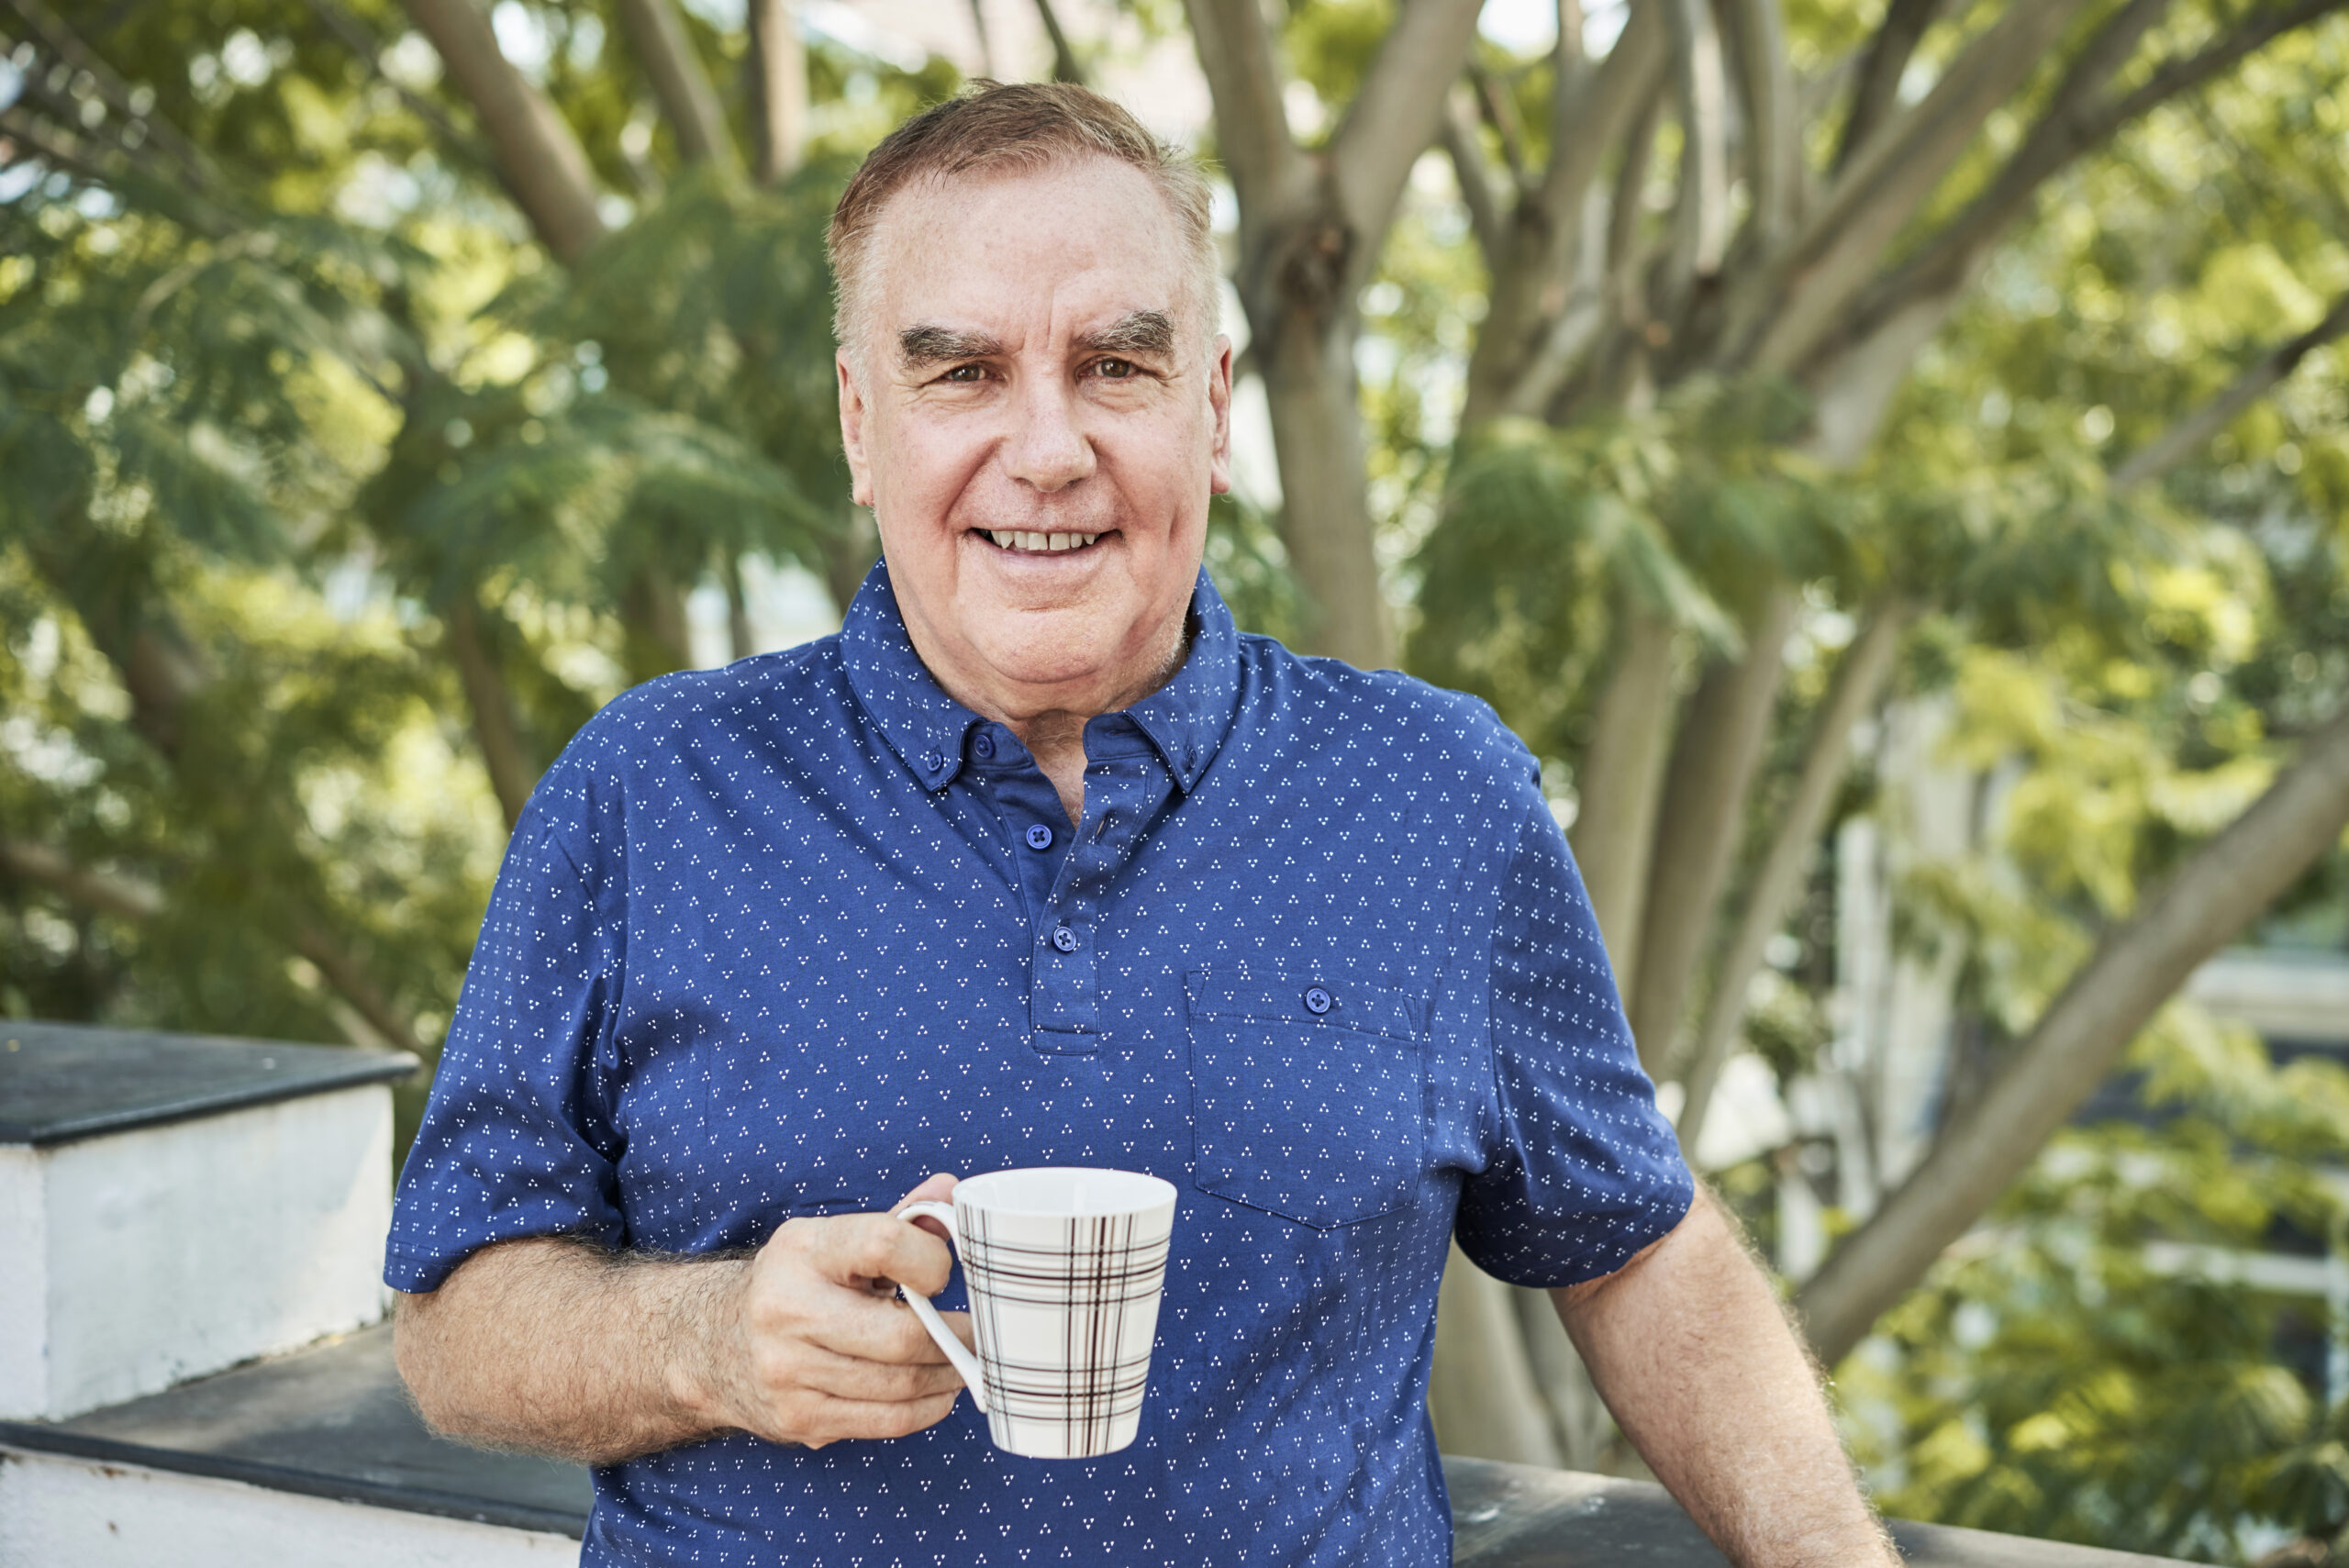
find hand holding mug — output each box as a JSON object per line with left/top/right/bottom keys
{"left": 699, "top": 1173, "right": 974, "bottom": 1449}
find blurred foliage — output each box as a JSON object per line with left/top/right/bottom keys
{"left": 1842, "top": 1011, "right": 2349, "bottom": 1562}
{"left": 0, "top": 0, "right": 955, "bottom": 1125}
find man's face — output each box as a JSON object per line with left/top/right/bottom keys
{"left": 838, "top": 155, "right": 1232, "bottom": 716}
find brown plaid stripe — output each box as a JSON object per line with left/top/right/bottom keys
{"left": 963, "top": 1207, "right": 1170, "bottom": 1456}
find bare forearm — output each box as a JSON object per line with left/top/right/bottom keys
{"left": 1553, "top": 1187, "right": 1896, "bottom": 1568}
{"left": 395, "top": 1237, "right": 743, "bottom": 1465}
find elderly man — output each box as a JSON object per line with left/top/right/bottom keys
{"left": 390, "top": 83, "right": 1897, "bottom": 1566}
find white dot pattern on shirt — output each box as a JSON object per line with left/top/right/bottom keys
{"left": 387, "top": 565, "right": 1693, "bottom": 1567}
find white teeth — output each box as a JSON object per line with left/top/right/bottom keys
{"left": 984, "top": 529, "right": 1102, "bottom": 550}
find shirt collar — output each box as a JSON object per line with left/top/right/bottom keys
{"left": 838, "top": 557, "right": 1241, "bottom": 795}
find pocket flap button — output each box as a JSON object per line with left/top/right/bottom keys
{"left": 1302, "top": 985, "right": 1333, "bottom": 1016}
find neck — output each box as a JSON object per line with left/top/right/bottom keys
{"left": 918, "top": 617, "right": 1191, "bottom": 829}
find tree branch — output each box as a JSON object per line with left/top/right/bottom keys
{"left": 2110, "top": 288, "right": 2349, "bottom": 490}
{"left": 398, "top": 0, "right": 607, "bottom": 262}
{"left": 1328, "top": 0, "right": 1488, "bottom": 255}
{"left": 301, "top": 0, "right": 473, "bottom": 154}
{"left": 0, "top": 0, "right": 208, "bottom": 183}
{"left": 1538, "top": 0, "right": 1664, "bottom": 228}
{"left": 1741, "top": 0, "right": 2102, "bottom": 374}
{"left": 1032, "top": 0, "right": 1087, "bottom": 86}
{"left": 1721, "top": 0, "right": 1798, "bottom": 246}
{"left": 1846, "top": 0, "right": 2349, "bottom": 365}
{"left": 1462, "top": 5, "right": 1667, "bottom": 426}
{"left": 1675, "top": 600, "right": 1909, "bottom": 1152}
{"left": 0, "top": 837, "right": 430, "bottom": 1059}
{"left": 616, "top": 0, "right": 741, "bottom": 174}
{"left": 288, "top": 922, "right": 431, "bottom": 1059}
{"left": 0, "top": 837, "right": 163, "bottom": 922}
{"left": 1659, "top": 0, "right": 1731, "bottom": 298}
{"left": 445, "top": 595, "right": 537, "bottom": 832}
{"left": 1796, "top": 697, "right": 2349, "bottom": 1365}
{"left": 1830, "top": 0, "right": 1948, "bottom": 177}
{"left": 745, "top": 0, "right": 806, "bottom": 185}
{"left": 1627, "top": 585, "right": 1798, "bottom": 1077}
{"left": 1181, "top": 0, "right": 1306, "bottom": 218}
{"left": 1469, "top": 61, "right": 1532, "bottom": 194}
{"left": 1441, "top": 84, "right": 1508, "bottom": 266}
{"left": 1570, "top": 606, "right": 1680, "bottom": 974}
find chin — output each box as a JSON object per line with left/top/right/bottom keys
{"left": 975, "top": 624, "right": 1119, "bottom": 690}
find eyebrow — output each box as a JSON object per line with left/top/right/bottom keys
{"left": 1076, "top": 310, "right": 1176, "bottom": 359}
{"left": 897, "top": 324, "right": 1003, "bottom": 369}
{"left": 893, "top": 310, "right": 1180, "bottom": 371}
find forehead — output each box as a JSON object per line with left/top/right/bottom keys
{"left": 863, "top": 156, "right": 1191, "bottom": 338}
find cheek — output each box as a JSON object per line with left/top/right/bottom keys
{"left": 873, "top": 420, "right": 984, "bottom": 523}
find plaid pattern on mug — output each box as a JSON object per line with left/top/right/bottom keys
{"left": 961, "top": 1207, "right": 1172, "bottom": 1456}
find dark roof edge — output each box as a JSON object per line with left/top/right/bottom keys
{"left": 0, "top": 1051, "right": 419, "bottom": 1146}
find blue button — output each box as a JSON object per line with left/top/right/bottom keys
{"left": 1025, "top": 823, "right": 1054, "bottom": 851}
{"left": 922, "top": 749, "right": 944, "bottom": 772}
{"left": 973, "top": 731, "right": 996, "bottom": 760}
{"left": 1050, "top": 926, "right": 1079, "bottom": 953}
{"left": 1303, "top": 985, "right": 1332, "bottom": 1016}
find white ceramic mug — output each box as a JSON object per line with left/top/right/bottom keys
{"left": 897, "top": 1167, "right": 1177, "bottom": 1460}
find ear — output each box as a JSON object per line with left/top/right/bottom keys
{"left": 838, "top": 350, "right": 876, "bottom": 508}
{"left": 1206, "top": 334, "right": 1235, "bottom": 497}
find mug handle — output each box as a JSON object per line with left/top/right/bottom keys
{"left": 895, "top": 1200, "right": 986, "bottom": 1414}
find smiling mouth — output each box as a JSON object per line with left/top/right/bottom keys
{"left": 979, "top": 529, "right": 1104, "bottom": 553}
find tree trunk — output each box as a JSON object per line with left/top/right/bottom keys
{"left": 1795, "top": 700, "right": 2349, "bottom": 1365}
{"left": 1183, "top": 0, "right": 1484, "bottom": 670}
{"left": 446, "top": 595, "right": 537, "bottom": 830}
{"left": 399, "top": 0, "right": 607, "bottom": 263}
{"left": 1676, "top": 601, "right": 1908, "bottom": 1151}
{"left": 746, "top": 0, "right": 807, "bottom": 185}
{"left": 620, "top": 564, "right": 695, "bottom": 683}
{"left": 1259, "top": 304, "right": 1391, "bottom": 668}
{"left": 1569, "top": 606, "right": 1678, "bottom": 977}
{"left": 1430, "top": 1250, "right": 1564, "bottom": 1467}
{"left": 616, "top": 0, "right": 740, "bottom": 174}
{"left": 1626, "top": 585, "right": 1798, "bottom": 1076}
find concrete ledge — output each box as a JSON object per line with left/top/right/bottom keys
{"left": 1442, "top": 1456, "right": 2187, "bottom": 1566}
{"left": 0, "top": 1326, "right": 2193, "bottom": 1565}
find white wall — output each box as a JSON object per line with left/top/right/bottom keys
{"left": 0, "top": 1086, "right": 393, "bottom": 1421}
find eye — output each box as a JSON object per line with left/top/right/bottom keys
{"left": 941, "top": 363, "right": 987, "bottom": 383}
{"left": 1093, "top": 358, "right": 1135, "bottom": 380}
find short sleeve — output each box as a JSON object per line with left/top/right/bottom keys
{"left": 384, "top": 799, "right": 627, "bottom": 1294}
{"left": 1454, "top": 795, "right": 1695, "bottom": 1287}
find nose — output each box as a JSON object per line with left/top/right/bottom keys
{"left": 1001, "top": 376, "right": 1095, "bottom": 494}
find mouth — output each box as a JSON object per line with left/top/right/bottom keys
{"left": 975, "top": 528, "right": 1108, "bottom": 554}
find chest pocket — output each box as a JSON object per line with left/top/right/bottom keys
{"left": 1185, "top": 967, "right": 1428, "bottom": 1229}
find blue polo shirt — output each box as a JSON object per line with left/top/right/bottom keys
{"left": 387, "top": 562, "right": 1692, "bottom": 1566}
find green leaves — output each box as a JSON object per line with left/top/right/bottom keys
{"left": 1411, "top": 380, "right": 1848, "bottom": 756}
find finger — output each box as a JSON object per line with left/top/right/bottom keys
{"left": 890, "top": 1172, "right": 960, "bottom": 1213}
{"left": 891, "top": 1173, "right": 959, "bottom": 1242}
{"left": 814, "top": 1213, "right": 954, "bottom": 1296}
{"left": 807, "top": 1292, "right": 961, "bottom": 1366}
{"left": 785, "top": 1343, "right": 970, "bottom": 1404}
{"left": 792, "top": 1388, "right": 964, "bottom": 1448}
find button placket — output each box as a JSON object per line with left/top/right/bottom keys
{"left": 1027, "top": 754, "right": 1169, "bottom": 1045}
